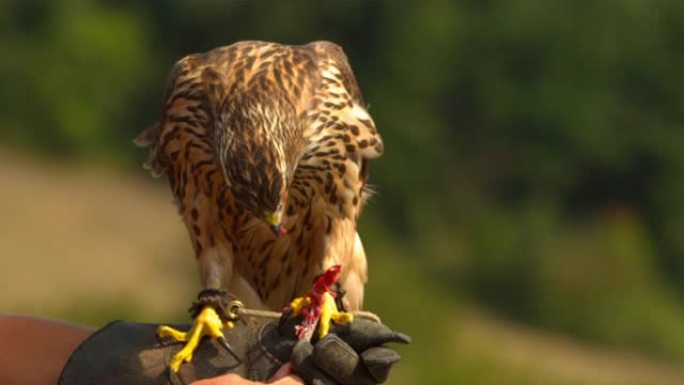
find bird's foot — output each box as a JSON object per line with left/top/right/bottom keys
{"left": 157, "top": 290, "right": 244, "bottom": 374}
{"left": 332, "top": 282, "right": 349, "bottom": 312}
{"left": 318, "top": 292, "right": 353, "bottom": 339}
{"left": 157, "top": 306, "right": 235, "bottom": 372}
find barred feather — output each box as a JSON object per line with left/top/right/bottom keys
{"left": 137, "top": 41, "right": 382, "bottom": 310}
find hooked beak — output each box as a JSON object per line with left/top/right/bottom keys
{"left": 265, "top": 211, "right": 287, "bottom": 237}
{"left": 270, "top": 223, "right": 287, "bottom": 237}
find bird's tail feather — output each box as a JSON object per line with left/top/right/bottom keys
{"left": 134, "top": 123, "right": 165, "bottom": 177}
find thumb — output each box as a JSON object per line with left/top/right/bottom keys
{"left": 269, "top": 363, "right": 303, "bottom": 384}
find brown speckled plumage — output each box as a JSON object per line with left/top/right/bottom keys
{"left": 136, "top": 41, "right": 382, "bottom": 310}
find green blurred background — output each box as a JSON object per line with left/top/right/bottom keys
{"left": 2, "top": 0, "right": 684, "bottom": 383}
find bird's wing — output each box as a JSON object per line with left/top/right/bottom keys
{"left": 135, "top": 52, "right": 223, "bottom": 203}
{"left": 136, "top": 42, "right": 381, "bottom": 311}
{"left": 295, "top": 41, "right": 384, "bottom": 219}
{"left": 277, "top": 42, "right": 383, "bottom": 309}
{"left": 134, "top": 49, "right": 246, "bottom": 295}
{"left": 343, "top": 231, "right": 368, "bottom": 310}
{"left": 134, "top": 54, "right": 198, "bottom": 178}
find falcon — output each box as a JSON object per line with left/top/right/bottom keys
{"left": 135, "top": 41, "right": 383, "bottom": 371}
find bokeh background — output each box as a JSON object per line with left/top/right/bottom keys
{"left": 2, "top": 1, "right": 684, "bottom": 384}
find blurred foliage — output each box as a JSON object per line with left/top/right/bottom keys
{"left": 3, "top": 0, "right": 684, "bottom": 370}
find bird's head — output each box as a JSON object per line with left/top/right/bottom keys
{"left": 221, "top": 126, "right": 291, "bottom": 238}
{"left": 263, "top": 204, "right": 287, "bottom": 237}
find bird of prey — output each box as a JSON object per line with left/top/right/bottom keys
{"left": 136, "top": 41, "right": 383, "bottom": 371}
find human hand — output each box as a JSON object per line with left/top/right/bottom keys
{"left": 191, "top": 364, "right": 302, "bottom": 385}
{"left": 58, "top": 313, "right": 409, "bottom": 384}
{"left": 287, "top": 319, "right": 410, "bottom": 385}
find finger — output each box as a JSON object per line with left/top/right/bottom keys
{"left": 359, "top": 347, "right": 401, "bottom": 383}
{"left": 312, "top": 335, "right": 358, "bottom": 383}
{"left": 269, "top": 371, "right": 304, "bottom": 385}
{"left": 270, "top": 364, "right": 305, "bottom": 384}
{"left": 191, "top": 373, "right": 256, "bottom": 385}
{"left": 271, "top": 376, "right": 304, "bottom": 385}
{"left": 333, "top": 318, "right": 411, "bottom": 352}
{"left": 290, "top": 341, "right": 337, "bottom": 385}
{"left": 270, "top": 363, "right": 295, "bottom": 381}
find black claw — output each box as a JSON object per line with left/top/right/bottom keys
{"left": 217, "top": 336, "right": 242, "bottom": 363}
{"left": 167, "top": 366, "right": 185, "bottom": 385}
{"left": 279, "top": 307, "right": 293, "bottom": 333}
{"left": 332, "top": 282, "right": 348, "bottom": 312}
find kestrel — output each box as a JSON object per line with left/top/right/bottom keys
{"left": 136, "top": 41, "right": 383, "bottom": 371}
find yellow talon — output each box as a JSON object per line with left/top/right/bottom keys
{"left": 287, "top": 296, "right": 312, "bottom": 316}
{"left": 157, "top": 325, "right": 188, "bottom": 342}
{"left": 318, "top": 291, "right": 353, "bottom": 339}
{"left": 157, "top": 306, "right": 233, "bottom": 372}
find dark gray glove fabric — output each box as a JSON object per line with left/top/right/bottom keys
{"left": 57, "top": 315, "right": 409, "bottom": 385}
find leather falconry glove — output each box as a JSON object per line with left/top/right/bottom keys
{"left": 58, "top": 312, "right": 410, "bottom": 385}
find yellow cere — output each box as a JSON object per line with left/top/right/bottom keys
{"left": 264, "top": 211, "right": 280, "bottom": 226}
